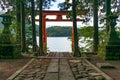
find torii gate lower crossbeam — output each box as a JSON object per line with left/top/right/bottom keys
{"left": 36, "top": 11, "right": 85, "bottom": 54}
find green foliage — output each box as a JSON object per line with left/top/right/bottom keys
{"left": 25, "top": 24, "right": 40, "bottom": 52}
{"left": 98, "top": 29, "right": 108, "bottom": 58}
{"left": 12, "top": 44, "right": 21, "bottom": 58}
{"left": 58, "top": 0, "right": 120, "bottom": 25}
{"left": 98, "top": 35, "right": 108, "bottom": 59}
{"left": 0, "top": 44, "right": 21, "bottom": 59}
{"left": 0, "top": 44, "right": 14, "bottom": 59}
{"left": 25, "top": 25, "right": 32, "bottom": 52}
{"left": 0, "top": 29, "right": 2, "bottom": 34}
{"left": 0, "top": 29, "right": 20, "bottom": 59}
{"left": 78, "top": 26, "right": 94, "bottom": 52}
{"left": 78, "top": 26, "right": 94, "bottom": 38}
{"left": 97, "top": 27, "right": 119, "bottom": 59}
{"left": 98, "top": 13, "right": 120, "bottom": 60}
{"left": 77, "top": 26, "right": 110, "bottom": 53}
{"left": 46, "top": 26, "right": 72, "bottom": 37}
{"left": 10, "top": 19, "right": 17, "bottom": 32}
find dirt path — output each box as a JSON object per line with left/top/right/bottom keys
{"left": 0, "top": 59, "right": 30, "bottom": 80}
{"left": 89, "top": 54, "right": 120, "bottom": 80}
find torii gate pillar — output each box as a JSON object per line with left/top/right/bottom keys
{"left": 42, "top": 15, "right": 47, "bottom": 53}
{"left": 72, "top": 25, "right": 74, "bottom": 54}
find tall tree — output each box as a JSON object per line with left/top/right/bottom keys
{"left": 39, "top": 0, "right": 43, "bottom": 55}
{"left": 93, "top": 0, "right": 99, "bottom": 53}
{"left": 16, "top": 0, "right": 21, "bottom": 50}
{"left": 31, "top": 0, "right": 37, "bottom": 52}
{"left": 21, "top": 0, "right": 26, "bottom": 52}
{"left": 106, "top": 0, "right": 111, "bottom": 33}
{"left": 72, "top": 0, "right": 81, "bottom": 57}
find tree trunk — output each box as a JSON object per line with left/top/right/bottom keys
{"left": 21, "top": 0, "right": 26, "bottom": 52}
{"left": 93, "top": 0, "right": 99, "bottom": 53}
{"left": 106, "top": 0, "right": 111, "bottom": 33}
{"left": 72, "top": 0, "right": 81, "bottom": 57}
{"left": 39, "top": 0, "right": 44, "bottom": 55}
{"left": 16, "top": 0, "right": 21, "bottom": 43}
{"left": 31, "top": 0, "right": 37, "bottom": 52}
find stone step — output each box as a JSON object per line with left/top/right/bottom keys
{"left": 59, "top": 59, "right": 75, "bottom": 80}
{"left": 47, "top": 59, "right": 59, "bottom": 73}
{"left": 43, "top": 73, "right": 58, "bottom": 80}
{"left": 43, "top": 59, "right": 59, "bottom": 80}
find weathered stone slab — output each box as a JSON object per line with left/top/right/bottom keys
{"left": 47, "top": 59, "right": 58, "bottom": 73}
{"left": 59, "top": 59, "right": 75, "bottom": 80}
{"left": 43, "top": 73, "right": 58, "bottom": 80}
{"left": 96, "top": 63, "right": 115, "bottom": 69}
{"left": 43, "top": 59, "right": 59, "bottom": 80}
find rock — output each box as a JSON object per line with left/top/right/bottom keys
{"left": 36, "top": 65, "right": 41, "bottom": 68}
{"left": 34, "top": 69, "right": 41, "bottom": 73}
{"left": 18, "top": 74, "right": 25, "bottom": 78}
{"left": 69, "top": 60, "right": 81, "bottom": 63}
{"left": 85, "top": 67, "right": 94, "bottom": 72}
{"left": 95, "top": 76, "right": 105, "bottom": 80}
{"left": 73, "top": 71, "right": 79, "bottom": 75}
{"left": 96, "top": 63, "right": 115, "bottom": 69}
{"left": 34, "top": 78, "right": 42, "bottom": 80}
{"left": 14, "top": 76, "right": 23, "bottom": 80}
{"left": 79, "top": 71, "right": 87, "bottom": 74}
{"left": 72, "top": 67, "right": 77, "bottom": 71}
{"left": 72, "top": 63, "right": 78, "bottom": 67}
{"left": 40, "top": 73, "right": 45, "bottom": 79}
{"left": 77, "top": 78, "right": 88, "bottom": 80}
{"left": 24, "top": 77, "right": 34, "bottom": 80}
{"left": 76, "top": 74, "right": 84, "bottom": 78}
{"left": 88, "top": 72, "right": 101, "bottom": 77}
{"left": 88, "top": 76, "right": 96, "bottom": 80}
{"left": 78, "top": 66, "right": 86, "bottom": 71}
{"left": 26, "top": 74, "right": 33, "bottom": 78}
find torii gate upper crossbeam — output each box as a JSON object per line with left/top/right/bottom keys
{"left": 36, "top": 11, "right": 86, "bottom": 16}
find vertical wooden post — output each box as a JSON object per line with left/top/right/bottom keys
{"left": 42, "top": 15, "right": 47, "bottom": 53}
{"left": 72, "top": 25, "right": 74, "bottom": 54}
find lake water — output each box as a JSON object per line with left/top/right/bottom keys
{"left": 37, "top": 37, "right": 72, "bottom": 52}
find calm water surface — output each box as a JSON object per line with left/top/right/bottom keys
{"left": 37, "top": 37, "right": 72, "bottom": 52}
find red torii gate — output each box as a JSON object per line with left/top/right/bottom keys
{"left": 36, "top": 11, "right": 86, "bottom": 53}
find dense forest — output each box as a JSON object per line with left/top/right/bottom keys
{"left": 46, "top": 26, "right": 72, "bottom": 37}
